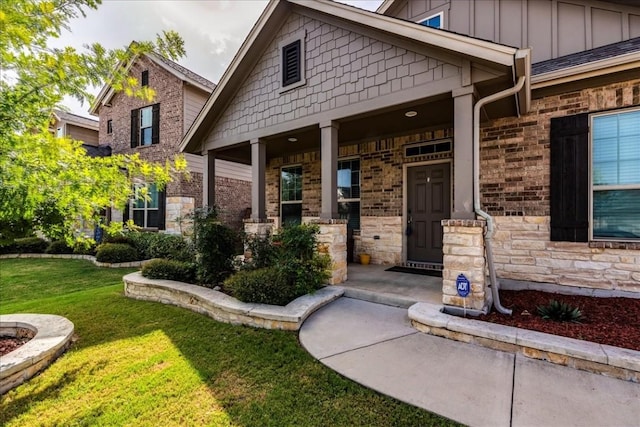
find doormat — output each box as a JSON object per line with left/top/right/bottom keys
{"left": 385, "top": 266, "right": 443, "bottom": 278}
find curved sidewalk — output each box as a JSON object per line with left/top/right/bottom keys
{"left": 299, "top": 297, "right": 640, "bottom": 427}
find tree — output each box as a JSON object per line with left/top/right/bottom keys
{"left": 0, "top": 0, "right": 187, "bottom": 241}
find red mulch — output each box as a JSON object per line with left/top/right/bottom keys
{"left": 478, "top": 290, "right": 640, "bottom": 351}
{"left": 0, "top": 336, "right": 30, "bottom": 357}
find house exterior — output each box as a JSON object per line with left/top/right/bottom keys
{"left": 181, "top": 0, "right": 640, "bottom": 307}
{"left": 51, "top": 110, "right": 100, "bottom": 147}
{"left": 90, "top": 51, "right": 251, "bottom": 234}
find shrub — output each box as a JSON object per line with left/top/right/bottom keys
{"left": 95, "top": 243, "right": 138, "bottom": 264}
{"left": 73, "top": 240, "right": 97, "bottom": 256}
{"left": 146, "top": 234, "right": 194, "bottom": 262}
{"left": 224, "top": 267, "right": 294, "bottom": 306}
{"left": 142, "top": 259, "right": 197, "bottom": 284}
{"left": 46, "top": 240, "right": 74, "bottom": 254}
{"left": 190, "top": 207, "right": 238, "bottom": 286}
{"left": 242, "top": 232, "right": 278, "bottom": 270}
{"left": 14, "top": 237, "right": 48, "bottom": 253}
{"left": 537, "top": 299, "right": 583, "bottom": 323}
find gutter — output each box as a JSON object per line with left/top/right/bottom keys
{"left": 472, "top": 55, "right": 528, "bottom": 315}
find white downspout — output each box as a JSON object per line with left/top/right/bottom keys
{"left": 473, "top": 74, "right": 526, "bottom": 316}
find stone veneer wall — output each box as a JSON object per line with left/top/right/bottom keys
{"left": 354, "top": 217, "right": 402, "bottom": 265}
{"left": 312, "top": 219, "right": 347, "bottom": 284}
{"left": 479, "top": 77, "right": 640, "bottom": 293}
{"left": 441, "top": 219, "right": 489, "bottom": 311}
{"left": 165, "top": 196, "right": 195, "bottom": 235}
{"left": 492, "top": 216, "right": 640, "bottom": 293}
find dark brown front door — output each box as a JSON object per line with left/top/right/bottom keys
{"left": 407, "top": 163, "right": 450, "bottom": 263}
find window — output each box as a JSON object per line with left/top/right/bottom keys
{"left": 56, "top": 126, "right": 64, "bottom": 137}
{"left": 279, "top": 31, "right": 306, "bottom": 92}
{"left": 281, "top": 166, "right": 302, "bottom": 226}
{"left": 129, "top": 183, "right": 164, "bottom": 229}
{"left": 337, "top": 158, "right": 360, "bottom": 230}
{"left": 130, "top": 104, "right": 159, "bottom": 148}
{"left": 141, "top": 70, "right": 149, "bottom": 87}
{"left": 419, "top": 12, "right": 443, "bottom": 29}
{"left": 107, "top": 119, "right": 113, "bottom": 135}
{"left": 591, "top": 108, "right": 640, "bottom": 240}
{"left": 405, "top": 140, "right": 451, "bottom": 157}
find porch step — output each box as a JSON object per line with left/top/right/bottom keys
{"left": 342, "top": 288, "right": 418, "bottom": 309}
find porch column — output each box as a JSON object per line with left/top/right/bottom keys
{"left": 320, "top": 121, "right": 339, "bottom": 219}
{"left": 452, "top": 87, "right": 475, "bottom": 219}
{"left": 250, "top": 138, "right": 267, "bottom": 221}
{"left": 204, "top": 150, "right": 216, "bottom": 207}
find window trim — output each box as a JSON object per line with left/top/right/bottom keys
{"left": 139, "top": 106, "right": 153, "bottom": 146}
{"left": 589, "top": 106, "right": 640, "bottom": 242}
{"left": 337, "top": 156, "right": 361, "bottom": 231}
{"left": 418, "top": 11, "right": 444, "bottom": 29}
{"left": 278, "top": 31, "right": 306, "bottom": 93}
{"left": 280, "top": 164, "right": 303, "bottom": 225}
{"left": 130, "top": 182, "right": 162, "bottom": 229}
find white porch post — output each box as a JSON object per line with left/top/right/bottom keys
{"left": 204, "top": 150, "right": 216, "bottom": 207}
{"left": 320, "top": 121, "right": 339, "bottom": 219}
{"left": 250, "top": 138, "right": 267, "bottom": 221}
{"left": 452, "top": 87, "right": 475, "bottom": 219}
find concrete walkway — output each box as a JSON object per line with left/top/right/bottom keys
{"left": 299, "top": 297, "right": 640, "bottom": 427}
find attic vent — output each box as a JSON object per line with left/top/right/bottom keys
{"left": 282, "top": 40, "right": 301, "bottom": 87}
{"left": 405, "top": 140, "right": 451, "bottom": 157}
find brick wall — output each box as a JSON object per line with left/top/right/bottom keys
{"left": 480, "top": 77, "right": 640, "bottom": 216}
{"left": 215, "top": 176, "right": 252, "bottom": 233}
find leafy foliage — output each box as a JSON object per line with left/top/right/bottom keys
{"left": 0, "top": 0, "right": 187, "bottom": 241}
{"left": 190, "top": 207, "right": 238, "bottom": 286}
{"left": 46, "top": 240, "right": 74, "bottom": 254}
{"left": 95, "top": 243, "right": 138, "bottom": 264}
{"left": 224, "top": 267, "right": 293, "bottom": 305}
{"left": 141, "top": 259, "right": 197, "bottom": 284}
{"left": 14, "top": 237, "right": 49, "bottom": 253}
{"left": 537, "top": 299, "right": 584, "bottom": 323}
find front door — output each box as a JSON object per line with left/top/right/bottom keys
{"left": 407, "top": 163, "right": 450, "bottom": 263}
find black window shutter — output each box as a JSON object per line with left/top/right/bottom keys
{"left": 157, "top": 189, "right": 166, "bottom": 230}
{"left": 141, "top": 70, "right": 149, "bottom": 87}
{"left": 130, "top": 109, "right": 139, "bottom": 148}
{"left": 151, "top": 103, "right": 160, "bottom": 144}
{"left": 550, "top": 113, "right": 589, "bottom": 242}
{"left": 282, "top": 40, "right": 301, "bottom": 86}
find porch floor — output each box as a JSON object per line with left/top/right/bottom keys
{"left": 339, "top": 263, "right": 442, "bottom": 308}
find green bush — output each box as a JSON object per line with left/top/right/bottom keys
{"left": 224, "top": 267, "right": 294, "bottom": 306}
{"left": 242, "top": 232, "right": 278, "bottom": 270}
{"left": 46, "top": 240, "right": 74, "bottom": 254}
{"left": 142, "top": 259, "right": 197, "bottom": 284}
{"left": 73, "top": 241, "right": 97, "bottom": 256}
{"left": 190, "top": 207, "right": 238, "bottom": 286}
{"left": 0, "top": 241, "right": 17, "bottom": 255}
{"left": 537, "top": 299, "right": 583, "bottom": 323}
{"left": 146, "top": 234, "right": 194, "bottom": 262}
{"left": 14, "top": 237, "right": 49, "bottom": 253}
{"left": 95, "top": 243, "right": 138, "bottom": 264}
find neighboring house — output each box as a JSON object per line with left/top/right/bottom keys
{"left": 90, "top": 49, "right": 251, "bottom": 234}
{"left": 180, "top": 0, "right": 640, "bottom": 296}
{"left": 51, "top": 110, "right": 100, "bottom": 148}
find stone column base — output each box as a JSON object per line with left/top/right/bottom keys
{"left": 310, "top": 219, "right": 347, "bottom": 285}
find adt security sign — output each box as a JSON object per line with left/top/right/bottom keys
{"left": 456, "top": 274, "right": 470, "bottom": 297}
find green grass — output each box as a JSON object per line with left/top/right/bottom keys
{"left": 0, "top": 259, "right": 457, "bottom": 426}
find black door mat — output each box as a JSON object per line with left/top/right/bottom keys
{"left": 385, "top": 266, "right": 443, "bottom": 278}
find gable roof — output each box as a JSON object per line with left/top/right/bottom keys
{"left": 89, "top": 47, "right": 215, "bottom": 116}
{"left": 53, "top": 110, "right": 99, "bottom": 130}
{"left": 180, "top": 0, "right": 528, "bottom": 154}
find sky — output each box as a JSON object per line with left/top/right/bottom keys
{"left": 57, "top": 0, "right": 383, "bottom": 117}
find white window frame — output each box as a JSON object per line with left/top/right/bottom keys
{"left": 337, "top": 156, "right": 361, "bottom": 230}
{"left": 280, "top": 165, "right": 303, "bottom": 225}
{"left": 418, "top": 11, "right": 444, "bottom": 29}
{"left": 139, "top": 106, "right": 153, "bottom": 146}
{"left": 278, "top": 30, "right": 307, "bottom": 93}
{"left": 131, "top": 182, "right": 159, "bottom": 229}
{"left": 589, "top": 106, "right": 640, "bottom": 242}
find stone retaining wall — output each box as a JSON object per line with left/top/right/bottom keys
{"left": 0, "top": 253, "right": 146, "bottom": 268}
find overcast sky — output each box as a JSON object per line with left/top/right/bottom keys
{"left": 58, "top": 0, "right": 383, "bottom": 117}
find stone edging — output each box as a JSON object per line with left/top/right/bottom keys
{"left": 123, "top": 272, "right": 344, "bottom": 331}
{"left": 0, "top": 253, "right": 146, "bottom": 268}
{"left": 409, "top": 302, "right": 640, "bottom": 382}
{"left": 0, "top": 314, "right": 75, "bottom": 394}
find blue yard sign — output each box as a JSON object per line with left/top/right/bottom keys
{"left": 456, "top": 274, "right": 470, "bottom": 297}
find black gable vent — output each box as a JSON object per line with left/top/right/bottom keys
{"left": 282, "top": 40, "right": 301, "bottom": 87}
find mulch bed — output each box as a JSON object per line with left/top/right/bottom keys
{"left": 0, "top": 336, "right": 31, "bottom": 357}
{"left": 478, "top": 290, "right": 640, "bottom": 352}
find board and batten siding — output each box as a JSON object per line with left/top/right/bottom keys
{"left": 184, "top": 153, "right": 251, "bottom": 182}
{"left": 183, "top": 85, "right": 211, "bottom": 135}
{"left": 385, "top": 0, "right": 640, "bottom": 64}
{"left": 206, "top": 12, "right": 461, "bottom": 146}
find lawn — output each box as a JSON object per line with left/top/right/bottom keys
{"left": 0, "top": 259, "right": 456, "bottom": 426}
